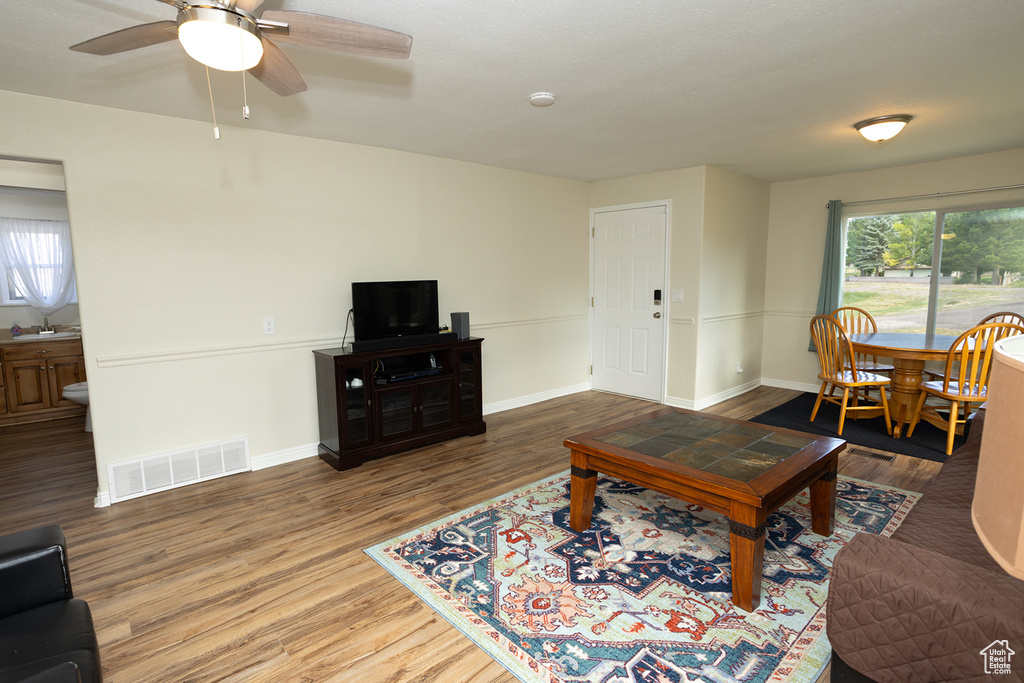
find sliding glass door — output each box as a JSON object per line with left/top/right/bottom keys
{"left": 842, "top": 204, "right": 1024, "bottom": 335}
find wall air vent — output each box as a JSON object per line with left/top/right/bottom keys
{"left": 107, "top": 437, "right": 250, "bottom": 504}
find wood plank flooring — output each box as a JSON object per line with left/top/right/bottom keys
{"left": 0, "top": 387, "right": 943, "bottom": 682}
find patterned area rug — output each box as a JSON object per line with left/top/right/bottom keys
{"left": 366, "top": 471, "right": 919, "bottom": 683}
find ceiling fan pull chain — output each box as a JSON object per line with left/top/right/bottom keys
{"left": 205, "top": 65, "right": 221, "bottom": 140}
{"left": 240, "top": 24, "right": 250, "bottom": 120}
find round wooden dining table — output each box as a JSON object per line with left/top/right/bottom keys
{"left": 849, "top": 332, "right": 959, "bottom": 437}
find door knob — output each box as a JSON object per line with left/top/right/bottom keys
{"left": 653, "top": 312, "right": 662, "bottom": 319}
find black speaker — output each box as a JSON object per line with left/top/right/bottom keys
{"left": 451, "top": 312, "right": 470, "bottom": 340}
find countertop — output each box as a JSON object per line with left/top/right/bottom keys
{"left": 0, "top": 328, "right": 82, "bottom": 346}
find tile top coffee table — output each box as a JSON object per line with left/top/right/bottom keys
{"left": 564, "top": 406, "right": 845, "bottom": 612}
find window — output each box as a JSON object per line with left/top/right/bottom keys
{"left": 1, "top": 267, "right": 27, "bottom": 303}
{"left": 843, "top": 204, "right": 1024, "bottom": 334}
{"left": 0, "top": 218, "right": 78, "bottom": 310}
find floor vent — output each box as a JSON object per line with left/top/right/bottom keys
{"left": 849, "top": 447, "right": 895, "bottom": 462}
{"left": 107, "top": 437, "right": 250, "bottom": 504}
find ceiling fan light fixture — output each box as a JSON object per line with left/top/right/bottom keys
{"left": 177, "top": 6, "right": 263, "bottom": 72}
{"left": 854, "top": 114, "right": 913, "bottom": 142}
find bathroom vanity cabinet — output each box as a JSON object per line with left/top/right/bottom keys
{"left": 0, "top": 338, "right": 87, "bottom": 425}
{"left": 313, "top": 337, "right": 485, "bottom": 471}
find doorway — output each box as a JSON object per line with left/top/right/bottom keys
{"left": 590, "top": 202, "right": 669, "bottom": 402}
{"left": 0, "top": 157, "right": 94, "bottom": 480}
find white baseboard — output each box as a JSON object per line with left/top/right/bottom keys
{"left": 665, "top": 379, "right": 763, "bottom": 412}
{"left": 90, "top": 378, "right": 813, "bottom": 508}
{"left": 761, "top": 378, "right": 819, "bottom": 394}
{"left": 663, "top": 395, "right": 697, "bottom": 410}
{"left": 253, "top": 383, "right": 591, "bottom": 472}
{"left": 251, "top": 443, "right": 319, "bottom": 471}
{"left": 483, "top": 382, "right": 591, "bottom": 415}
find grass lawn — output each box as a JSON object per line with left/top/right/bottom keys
{"left": 842, "top": 278, "right": 1024, "bottom": 333}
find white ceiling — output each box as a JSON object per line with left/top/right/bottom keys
{"left": 4, "top": 0, "right": 1024, "bottom": 182}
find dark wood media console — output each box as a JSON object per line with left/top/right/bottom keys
{"left": 313, "top": 337, "right": 485, "bottom": 471}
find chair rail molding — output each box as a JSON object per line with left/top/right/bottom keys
{"left": 764, "top": 309, "right": 816, "bottom": 319}
{"left": 95, "top": 315, "right": 588, "bottom": 369}
{"left": 470, "top": 313, "right": 587, "bottom": 331}
{"left": 95, "top": 335, "right": 347, "bottom": 368}
{"left": 702, "top": 310, "right": 765, "bottom": 324}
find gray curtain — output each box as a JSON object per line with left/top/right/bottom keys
{"left": 810, "top": 200, "right": 843, "bottom": 350}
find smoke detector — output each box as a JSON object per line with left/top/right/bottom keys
{"left": 530, "top": 92, "right": 555, "bottom": 107}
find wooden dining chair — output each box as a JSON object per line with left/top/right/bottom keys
{"left": 907, "top": 321, "right": 1024, "bottom": 455}
{"left": 830, "top": 306, "right": 895, "bottom": 375}
{"left": 810, "top": 314, "right": 893, "bottom": 437}
{"left": 978, "top": 311, "right": 1024, "bottom": 327}
{"left": 918, "top": 312, "right": 1021, "bottom": 383}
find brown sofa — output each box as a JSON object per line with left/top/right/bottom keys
{"left": 827, "top": 410, "right": 1024, "bottom": 682}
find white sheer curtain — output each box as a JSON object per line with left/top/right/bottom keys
{"left": 0, "top": 217, "right": 77, "bottom": 315}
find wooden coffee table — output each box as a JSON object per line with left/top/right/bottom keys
{"left": 564, "top": 407, "right": 845, "bottom": 612}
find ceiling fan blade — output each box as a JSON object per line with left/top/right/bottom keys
{"left": 70, "top": 21, "right": 178, "bottom": 56}
{"left": 233, "top": 0, "right": 265, "bottom": 12}
{"left": 258, "top": 10, "right": 412, "bottom": 59}
{"left": 249, "top": 38, "right": 307, "bottom": 96}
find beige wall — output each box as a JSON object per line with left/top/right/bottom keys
{"left": 762, "top": 147, "right": 1024, "bottom": 390}
{"left": 6, "top": 85, "right": 1023, "bottom": 501}
{"left": 0, "top": 90, "right": 591, "bottom": 496}
{"left": 696, "top": 166, "right": 770, "bottom": 402}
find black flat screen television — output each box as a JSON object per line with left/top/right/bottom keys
{"left": 352, "top": 280, "right": 440, "bottom": 342}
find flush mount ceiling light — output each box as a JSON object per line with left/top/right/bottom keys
{"left": 176, "top": 5, "right": 264, "bottom": 72}
{"left": 854, "top": 114, "right": 913, "bottom": 142}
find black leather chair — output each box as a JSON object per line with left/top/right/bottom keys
{"left": 0, "top": 526, "right": 101, "bottom": 682}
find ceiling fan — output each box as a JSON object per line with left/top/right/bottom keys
{"left": 69, "top": 0, "right": 413, "bottom": 96}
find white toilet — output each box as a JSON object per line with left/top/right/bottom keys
{"left": 62, "top": 381, "right": 91, "bottom": 432}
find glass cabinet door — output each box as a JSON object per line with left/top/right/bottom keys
{"left": 457, "top": 349, "right": 481, "bottom": 421}
{"left": 420, "top": 381, "right": 453, "bottom": 428}
{"left": 341, "top": 364, "right": 372, "bottom": 448}
{"left": 378, "top": 386, "right": 416, "bottom": 439}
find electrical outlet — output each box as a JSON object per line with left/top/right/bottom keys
{"left": 264, "top": 317, "right": 275, "bottom": 335}
{"left": 735, "top": 363, "right": 744, "bottom": 374}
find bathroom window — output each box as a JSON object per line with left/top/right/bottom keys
{"left": 0, "top": 218, "right": 78, "bottom": 310}
{"left": 0, "top": 268, "right": 28, "bottom": 304}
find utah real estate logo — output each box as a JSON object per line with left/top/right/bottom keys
{"left": 980, "top": 640, "right": 1015, "bottom": 675}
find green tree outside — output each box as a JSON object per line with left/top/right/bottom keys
{"left": 887, "top": 212, "right": 934, "bottom": 273}
{"left": 940, "top": 207, "right": 1024, "bottom": 284}
{"left": 846, "top": 215, "right": 895, "bottom": 276}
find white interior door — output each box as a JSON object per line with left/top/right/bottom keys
{"left": 591, "top": 204, "right": 667, "bottom": 401}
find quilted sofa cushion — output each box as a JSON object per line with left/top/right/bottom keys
{"left": 826, "top": 410, "right": 1024, "bottom": 681}
{"left": 827, "top": 534, "right": 1024, "bottom": 682}
{"left": 884, "top": 434, "right": 997, "bottom": 570}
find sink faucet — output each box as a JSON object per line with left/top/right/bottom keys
{"left": 40, "top": 317, "right": 52, "bottom": 333}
